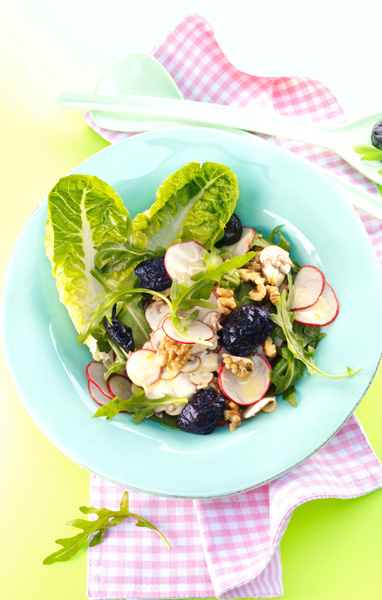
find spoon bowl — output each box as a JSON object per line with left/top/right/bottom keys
{"left": 91, "top": 52, "right": 184, "bottom": 131}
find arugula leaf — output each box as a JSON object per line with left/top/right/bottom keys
{"left": 271, "top": 274, "right": 360, "bottom": 378}
{"left": 283, "top": 387, "right": 298, "bottom": 408}
{"left": 352, "top": 143, "right": 382, "bottom": 165}
{"left": 132, "top": 162, "right": 239, "bottom": 250}
{"left": 270, "top": 346, "right": 305, "bottom": 395}
{"left": 93, "top": 386, "right": 187, "bottom": 424}
{"left": 43, "top": 491, "right": 170, "bottom": 564}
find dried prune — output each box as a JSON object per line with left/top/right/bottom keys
{"left": 215, "top": 214, "right": 242, "bottom": 247}
{"left": 218, "top": 304, "right": 274, "bottom": 356}
{"left": 371, "top": 118, "right": 382, "bottom": 151}
{"left": 176, "top": 388, "right": 225, "bottom": 435}
{"left": 134, "top": 256, "right": 172, "bottom": 291}
{"left": 105, "top": 305, "right": 135, "bottom": 352}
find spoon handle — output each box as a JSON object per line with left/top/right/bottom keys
{"left": 59, "top": 93, "right": 339, "bottom": 149}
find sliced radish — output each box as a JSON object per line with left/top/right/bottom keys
{"left": 107, "top": 375, "right": 132, "bottom": 400}
{"left": 86, "top": 362, "right": 113, "bottom": 399}
{"left": 291, "top": 266, "right": 325, "bottom": 311}
{"left": 293, "top": 283, "right": 339, "bottom": 327}
{"left": 218, "top": 354, "right": 272, "bottom": 406}
{"left": 222, "top": 227, "right": 255, "bottom": 257}
{"left": 162, "top": 316, "right": 214, "bottom": 344}
{"left": 88, "top": 380, "right": 113, "bottom": 407}
{"left": 126, "top": 349, "right": 162, "bottom": 386}
{"left": 164, "top": 241, "right": 207, "bottom": 283}
{"left": 145, "top": 301, "right": 171, "bottom": 330}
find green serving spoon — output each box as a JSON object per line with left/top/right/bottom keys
{"left": 60, "top": 53, "right": 382, "bottom": 219}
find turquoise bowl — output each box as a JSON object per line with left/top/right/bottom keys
{"left": 2, "top": 127, "right": 381, "bottom": 498}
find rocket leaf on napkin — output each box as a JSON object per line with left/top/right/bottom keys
{"left": 43, "top": 491, "right": 171, "bottom": 565}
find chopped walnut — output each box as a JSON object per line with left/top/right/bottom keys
{"left": 266, "top": 285, "right": 280, "bottom": 305}
{"left": 156, "top": 336, "right": 191, "bottom": 369}
{"left": 222, "top": 354, "right": 254, "bottom": 380}
{"left": 216, "top": 287, "right": 236, "bottom": 315}
{"left": 224, "top": 400, "right": 243, "bottom": 432}
{"left": 209, "top": 376, "right": 222, "bottom": 394}
{"left": 263, "top": 336, "right": 277, "bottom": 358}
{"left": 245, "top": 251, "right": 262, "bottom": 272}
{"left": 239, "top": 269, "right": 267, "bottom": 302}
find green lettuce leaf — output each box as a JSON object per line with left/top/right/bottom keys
{"left": 132, "top": 162, "right": 239, "bottom": 250}
{"left": 45, "top": 175, "right": 132, "bottom": 356}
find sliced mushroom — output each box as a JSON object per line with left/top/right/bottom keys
{"left": 259, "top": 246, "right": 293, "bottom": 287}
{"left": 145, "top": 300, "right": 171, "bottom": 330}
{"left": 186, "top": 372, "right": 214, "bottom": 387}
{"left": 242, "top": 396, "right": 277, "bottom": 419}
{"left": 172, "top": 372, "right": 197, "bottom": 398}
{"left": 181, "top": 355, "right": 201, "bottom": 373}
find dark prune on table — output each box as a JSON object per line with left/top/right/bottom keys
{"left": 134, "top": 256, "right": 172, "bottom": 291}
{"left": 218, "top": 304, "right": 274, "bottom": 356}
{"left": 215, "top": 214, "right": 243, "bottom": 247}
{"left": 176, "top": 388, "right": 226, "bottom": 435}
{"left": 105, "top": 305, "right": 135, "bottom": 352}
{"left": 371, "top": 119, "right": 382, "bottom": 151}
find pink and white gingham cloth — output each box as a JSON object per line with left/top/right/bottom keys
{"left": 86, "top": 14, "right": 382, "bottom": 600}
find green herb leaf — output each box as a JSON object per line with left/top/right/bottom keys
{"left": 43, "top": 491, "right": 171, "bottom": 564}
{"left": 270, "top": 346, "right": 305, "bottom": 395}
{"left": 271, "top": 274, "right": 360, "bottom": 378}
{"left": 92, "top": 386, "right": 188, "bottom": 424}
{"left": 352, "top": 144, "right": 382, "bottom": 162}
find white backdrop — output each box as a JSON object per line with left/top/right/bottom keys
{"left": 3, "top": 0, "right": 382, "bottom": 117}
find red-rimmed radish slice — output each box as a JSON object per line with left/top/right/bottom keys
{"left": 291, "top": 266, "right": 325, "bottom": 311}
{"left": 164, "top": 241, "right": 207, "bottom": 283}
{"left": 86, "top": 362, "right": 113, "bottom": 399}
{"left": 222, "top": 227, "right": 255, "bottom": 256}
{"left": 218, "top": 354, "right": 272, "bottom": 406}
{"left": 126, "top": 349, "right": 162, "bottom": 386}
{"left": 88, "top": 379, "right": 113, "bottom": 407}
{"left": 107, "top": 374, "right": 132, "bottom": 400}
{"left": 162, "top": 316, "right": 214, "bottom": 344}
{"left": 145, "top": 301, "right": 171, "bottom": 330}
{"left": 293, "top": 283, "right": 339, "bottom": 326}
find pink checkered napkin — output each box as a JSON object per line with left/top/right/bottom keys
{"left": 86, "top": 13, "right": 382, "bottom": 600}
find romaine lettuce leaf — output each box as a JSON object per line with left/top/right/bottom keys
{"left": 132, "top": 162, "right": 239, "bottom": 250}
{"left": 45, "top": 175, "right": 132, "bottom": 356}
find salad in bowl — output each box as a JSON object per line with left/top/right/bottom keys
{"left": 45, "top": 161, "right": 358, "bottom": 436}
